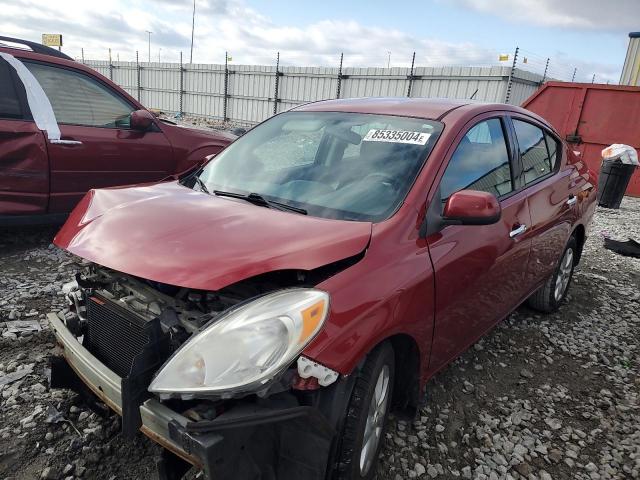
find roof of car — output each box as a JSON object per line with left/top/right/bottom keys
{"left": 292, "top": 97, "right": 532, "bottom": 122}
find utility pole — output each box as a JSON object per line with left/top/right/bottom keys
{"left": 190, "top": 0, "right": 196, "bottom": 64}
{"left": 158, "top": 48, "right": 161, "bottom": 62}
{"left": 145, "top": 30, "right": 152, "bottom": 62}
{"left": 386, "top": 51, "right": 391, "bottom": 69}
{"left": 571, "top": 68, "right": 577, "bottom": 82}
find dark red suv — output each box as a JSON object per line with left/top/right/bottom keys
{"left": 49, "top": 97, "right": 597, "bottom": 479}
{"left": 0, "top": 37, "right": 234, "bottom": 225}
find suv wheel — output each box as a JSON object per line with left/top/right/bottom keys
{"left": 334, "top": 343, "right": 395, "bottom": 480}
{"left": 527, "top": 236, "right": 577, "bottom": 313}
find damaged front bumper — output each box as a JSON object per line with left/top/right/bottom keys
{"left": 47, "top": 312, "right": 338, "bottom": 479}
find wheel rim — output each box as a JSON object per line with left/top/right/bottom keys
{"left": 359, "top": 365, "right": 390, "bottom": 476}
{"left": 554, "top": 248, "right": 574, "bottom": 302}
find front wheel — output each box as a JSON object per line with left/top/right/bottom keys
{"left": 334, "top": 343, "right": 395, "bottom": 480}
{"left": 527, "top": 236, "right": 577, "bottom": 313}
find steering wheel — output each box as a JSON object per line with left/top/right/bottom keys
{"left": 362, "top": 172, "right": 400, "bottom": 190}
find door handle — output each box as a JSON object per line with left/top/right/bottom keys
{"left": 566, "top": 195, "right": 577, "bottom": 206}
{"left": 509, "top": 224, "right": 527, "bottom": 238}
{"left": 50, "top": 139, "right": 83, "bottom": 146}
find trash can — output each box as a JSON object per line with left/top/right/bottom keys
{"left": 597, "top": 159, "right": 637, "bottom": 209}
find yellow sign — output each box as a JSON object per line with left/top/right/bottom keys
{"left": 42, "top": 34, "right": 62, "bottom": 47}
{"left": 498, "top": 54, "right": 509, "bottom": 62}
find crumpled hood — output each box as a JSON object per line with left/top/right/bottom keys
{"left": 54, "top": 182, "right": 371, "bottom": 291}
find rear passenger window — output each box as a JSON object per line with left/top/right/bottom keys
{"left": 440, "top": 118, "right": 513, "bottom": 200}
{"left": 0, "top": 59, "right": 23, "bottom": 119}
{"left": 513, "top": 120, "right": 553, "bottom": 184}
{"left": 545, "top": 132, "right": 559, "bottom": 169}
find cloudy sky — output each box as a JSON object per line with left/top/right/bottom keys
{"left": 0, "top": 0, "right": 636, "bottom": 82}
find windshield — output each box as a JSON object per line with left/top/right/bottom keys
{"left": 193, "top": 111, "right": 443, "bottom": 222}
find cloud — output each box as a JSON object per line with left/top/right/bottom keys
{"left": 0, "top": 0, "right": 621, "bottom": 82}
{"left": 446, "top": 0, "right": 640, "bottom": 31}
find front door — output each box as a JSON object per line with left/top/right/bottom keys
{"left": 426, "top": 116, "right": 533, "bottom": 373}
{"left": 22, "top": 61, "right": 174, "bottom": 213}
{"left": 0, "top": 56, "right": 49, "bottom": 216}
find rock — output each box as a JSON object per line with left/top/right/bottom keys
{"left": 415, "top": 463, "right": 426, "bottom": 477}
{"left": 41, "top": 467, "right": 59, "bottom": 479}
{"left": 520, "top": 368, "right": 534, "bottom": 379}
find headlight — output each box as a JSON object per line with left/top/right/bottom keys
{"left": 148, "top": 288, "right": 329, "bottom": 396}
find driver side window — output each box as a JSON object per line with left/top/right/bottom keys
{"left": 440, "top": 118, "right": 513, "bottom": 200}
{"left": 24, "top": 62, "right": 134, "bottom": 128}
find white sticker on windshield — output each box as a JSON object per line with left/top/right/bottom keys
{"left": 362, "top": 129, "right": 431, "bottom": 145}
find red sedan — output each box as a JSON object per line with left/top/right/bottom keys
{"left": 48, "top": 97, "right": 596, "bottom": 480}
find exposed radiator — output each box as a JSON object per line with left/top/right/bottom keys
{"left": 86, "top": 294, "right": 150, "bottom": 378}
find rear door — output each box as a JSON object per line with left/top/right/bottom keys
{"left": 22, "top": 60, "right": 175, "bottom": 213}
{"left": 0, "top": 56, "right": 49, "bottom": 216}
{"left": 426, "top": 115, "right": 533, "bottom": 373}
{"left": 509, "top": 116, "right": 576, "bottom": 287}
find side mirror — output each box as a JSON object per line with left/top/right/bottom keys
{"left": 130, "top": 109, "right": 155, "bottom": 131}
{"left": 443, "top": 190, "right": 501, "bottom": 225}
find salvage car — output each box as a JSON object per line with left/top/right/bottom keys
{"left": 0, "top": 36, "right": 234, "bottom": 225}
{"left": 48, "top": 97, "right": 597, "bottom": 479}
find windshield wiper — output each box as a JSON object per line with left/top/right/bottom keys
{"left": 194, "top": 177, "right": 211, "bottom": 195}
{"left": 213, "top": 190, "right": 307, "bottom": 215}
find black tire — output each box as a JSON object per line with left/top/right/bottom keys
{"left": 334, "top": 343, "right": 395, "bottom": 480}
{"left": 527, "top": 236, "right": 577, "bottom": 313}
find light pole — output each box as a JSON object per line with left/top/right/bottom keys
{"left": 158, "top": 48, "right": 162, "bottom": 62}
{"left": 190, "top": 0, "right": 196, "bottom": 64}
{"left": 386, "top": 51, "right": 391, "bottom": 68}
{"left": 145, "top": 30, "right": 152, "bottom": 62}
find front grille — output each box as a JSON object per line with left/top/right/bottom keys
{"left": 86, "top": 294, "right": 150, "bottom": 378}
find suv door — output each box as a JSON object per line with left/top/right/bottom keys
{"left": 0, "top": 56, "right": 49, "bottom": 216}
{"left": 22, "top": 60, "right": 175, "bottom": 213}
{"left": 426, "top": 115, "right": 533, "bottom": 373}
{"left": 509, "top": 116, "right": 577, "bottom": 288}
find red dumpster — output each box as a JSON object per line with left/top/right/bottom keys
{"left": 523, "top": 82, "right": 640, "bottom": 197}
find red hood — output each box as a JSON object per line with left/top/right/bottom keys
{"left": 54, "top": 182, "right": 371, "bottom": 291}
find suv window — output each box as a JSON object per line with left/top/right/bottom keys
{"left": 0, "top": 58, "right": 23, "bottom": 119}
{"left": 440, "top": 118, "right": 513, "bottom": 200}
{"left": 513, "top": 119, "right": 553, "bottom": 185}
{"left": 24, "top": 62, "right": 134, "bottom": 128}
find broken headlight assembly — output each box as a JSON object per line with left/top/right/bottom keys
{"left": 148, "top": 288, "right": 329, "bottom": 397}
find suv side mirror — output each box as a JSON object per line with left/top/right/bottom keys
{"left": 443, "top": 190, "right": 501, "bottom": 225}
{"left": 130, "top": 110, "right": 155, "bottom": 131}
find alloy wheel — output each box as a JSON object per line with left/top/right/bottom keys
{"left": 554, "top": 248, "right": 574, "bottom": 302}
{"left": 359, "top": 365, "right": 390, "bottom": 476}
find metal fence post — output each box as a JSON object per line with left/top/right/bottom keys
{"left": 81, "top": 48, "right": 84, "bottom": 64}
{"left": 108, "top": 48, "right": 113, "bottom": 81}
{"left": 504, "top": 46, "right": 519, "bottom": 104}
{"left": 136, "top": 51, "right": 140, "bottom": 101}
{"left": 407, "top": 52, "right": 416, "bottom": 97}
{"left": 273, "top": 52, "right": 281, "bottom": 115}
{"left": 541, "top": 57, "right": 549, "bottom": 84}
{"left": 179, "top": 52, "right": 184, "bottom": 117}
{"left": 336, "top": 53, "right": 344, "bottom": 99}
{"left": 223, "top": 51, "right": 229, "bottom": 122}
{"left": 571, "top": 68, "right": 577, "bottom": 82}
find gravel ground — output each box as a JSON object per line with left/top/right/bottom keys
{"left": 0, "top": 198, "right": 638, "bottom": 480}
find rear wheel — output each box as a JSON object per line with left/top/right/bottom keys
{"left": 527, "top": 236, "right": 577, "bottom": 313}
{"left": 334, "top": 343, "right": 395, "bottom": 480}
